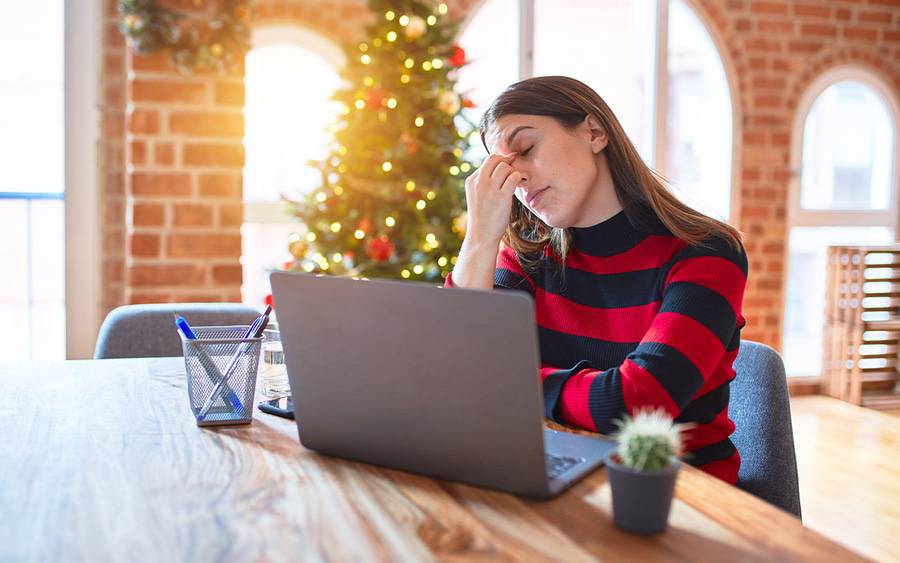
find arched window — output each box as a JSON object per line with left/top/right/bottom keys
{"left": 783, "top": 69, "right": 899, "bottom": 377}
{"left": 241, "top": 26, "right": 344, "bottom": 308}
{"left": 456, "top": 0, "right": 735, "bottom": 220}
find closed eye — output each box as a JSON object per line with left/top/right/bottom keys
{"left": 520, "top": 145, "right": 534, "bottom": 156}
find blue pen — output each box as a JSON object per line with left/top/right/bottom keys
{"left": 175, "top": 314, "right": 243, "bottom": 413}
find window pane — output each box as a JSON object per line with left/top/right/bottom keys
{"left": 243, "top": 43, "right": 342, "bottom": 203}
{"left": 456, "top": 0, "right": 519, "bottom": 161}
{"left": 783, "top": 226, "right": 893, "bottom": 377}
{"left": 800, "top": 82, "right": 895, "bottom": 211}
{"left": 0, "top": 198, "right": 65, "bottom": 361}
{"left": 0, "top": 2, "right": 63, "bottom": 193}
{"left": 534, "top": 0, "right": 657, "bottom": 163}
{"left": 666, "top": 0, "right": 732, "bottom": 220}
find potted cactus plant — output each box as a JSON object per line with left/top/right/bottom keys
{"left": 605, "top": 408, "right": 685, "bottom": 535}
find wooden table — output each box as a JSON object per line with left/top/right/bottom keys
{"left": 0, "top": 358, "right": 867, "bottom": 562}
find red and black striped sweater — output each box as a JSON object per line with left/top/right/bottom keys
{"left": 448, "top": 209, "right": 748, "bottom": 483}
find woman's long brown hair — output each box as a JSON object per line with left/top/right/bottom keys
{"left": 479, "top": 76, "right": 742, "bottom": 267}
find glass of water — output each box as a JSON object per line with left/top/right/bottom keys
{"left": 260, "top": 326, "right": 290, "bottom": 398}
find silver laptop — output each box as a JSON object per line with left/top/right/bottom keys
{"left": 270, "top": 271, "right": 615, "bottom": 498}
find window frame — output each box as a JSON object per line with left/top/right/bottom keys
{"left": 787, "top": 66, "right": 900, "bottom": 231}
{"left": 65, "top": 0, "right": 102, "bottom": 359}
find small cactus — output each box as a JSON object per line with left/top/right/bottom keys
{"left": 613, "top": 408, "right": 684, "bottom": 472}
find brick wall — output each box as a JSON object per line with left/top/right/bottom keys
{"left": 689, "top": 0, "right": 900, "bottom": 346}
{"left": 97, "top": 0, "right": 900, "bottom": 350}
{"left": 101, "top": 0, "right": 127, "bottom": 315}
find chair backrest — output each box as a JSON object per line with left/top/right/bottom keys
{"left": 729, "top": 340, "right": 802, "bottom": 518}
{"left": 94, "top": 303, "right": 261, "bottom": 359}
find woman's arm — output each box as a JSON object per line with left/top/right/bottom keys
{"left": 542, "top": 238, "right": 748, "bottom": 433}
{"left": 447, "top": 152, "right": 522, "bottom": 290}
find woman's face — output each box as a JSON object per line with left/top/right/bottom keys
{"left": 485, "top": 113, "right": 613, "bottom": 228}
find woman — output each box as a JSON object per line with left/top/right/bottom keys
{"left": 447, "top": 76, "right": 747, "bottom": 484}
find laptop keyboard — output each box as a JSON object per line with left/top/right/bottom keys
{"left": 546, "top": 454, "right": 584, "bottom": 478}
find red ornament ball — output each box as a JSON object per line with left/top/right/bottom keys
{"left": 367, "top": 234, "right": 395, "bottom": 262}
{"left": 449, "top": 44, "right": 466, "bottom": 67}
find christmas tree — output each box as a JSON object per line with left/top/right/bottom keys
{"left": 284, "top": 0, "right": 476, "bottom": 283}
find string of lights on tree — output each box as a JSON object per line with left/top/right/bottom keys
{"left": 118, "top": 0, "right": 252, "bottom": 73}
{"left": 285, "top": 0, "right": 478, "bottom": 283}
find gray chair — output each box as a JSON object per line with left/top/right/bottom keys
{"left": 729, "top": 340, "right": 802, "bottom": 518}
{"left": 94, "top": 303, "right": 261, "bottom": 359}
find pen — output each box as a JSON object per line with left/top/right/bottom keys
{"left": 197, "top": 307, "right": 272, "bottom": 421}
{"left": 175, "top": 313, "right": 243, "bottom": 412}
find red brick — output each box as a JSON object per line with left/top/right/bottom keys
{"left": 103, "top": 82, "right": 125, "bottom": 106}
{"left": 757, "top": 19, "right": 794, "bottom": 33}
{"left": 173, "top": 203, "right": 214, "bottom": 227}
{"left": 129, "top": 264, "right": 206, "bottom": 286}
{"left": 103, "top": 52, "right": 123, "bottom": 75}
{"left": 183, "top": 143, "right": 244, "bottom": 167}
{"left": 130, "top": 233, "right": 160, "bottom": 257}
{"left": 793, "top": 4, "right": 830, "bottom": 18}
{"left": 155, "top": 142, "right": 175, "bottom": 166}
{"left": 131, "top": 79, "right": 206, "bottom": 104}
{"left": 753, "top": 95, "right": 782, "bottom": 108}
{"left": 735, "top": 18, "right": 753, "bottom": 32}
{"left": 169, "top": 111, "right": 244, "bottom": 137}
{"left": 214, "top": 81, "right": 245, "bottom": 106}
{"left": 168, "top": 233, "right": 242, "bottom": 258}
{"left": 748, "top": 57, "right": 768, "bottom": 70}
{"left": 788, "top": 41, "right": 821, "bottom": 54}
{"left": 751, "top": 76, "right": 786, "bottom": 89}
{"left": 800, "top": 24, "right": 837, "bottom": 38}
{"left": 750, "top": 1, "right": 788, "bottom": 16}
{"left": 857, "top": 10, "right": 894, "bottom": 24}
{"left": 129, "top": 292, "right": 172, "bottom": 305}
{"left": 133, "top": 202, "right": 165, "bottom": 226}
{"left": 103, "top": 259, "right": 124, "bottom": 285}
{"left": 743, "top": 131, "right": 767, "bottom": 144}
{"left": 128, "top": 140, "right": 146, "bottom": 165}
{"left": 843, "top": 28, "right": 879, "bottom": 41}
{"left": 132, "top": 173, "right": 191, "bottom": 196}
{"left": 219, "top": 203, "right": 244, "bottom": 226}
{"left": 104, "top": 22, "right": 124, "bottom": 48}
{"left": 199, "top": 174, "right": 242, "bottom": 197}
{"left": 212, "top": 264, "right": 244, "bottom": 284}
{"left": 128, "top": 109, "right": 160, "bottom": 135}
{"left": 745, "top": 38, "right": 783, "bottom": 52}
{"left": 131, "top": 51, "right": 175, "bottom": 73}
{"left": 103, "top": 114, "right": 123, "bottom": 137}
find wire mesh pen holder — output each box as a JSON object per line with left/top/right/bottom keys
{"left": 181, "top": 326, "right": 264, "bottom": 426}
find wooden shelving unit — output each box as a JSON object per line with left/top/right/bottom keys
{"left": 823, "top": 245, "right": 900, "bottom": 409}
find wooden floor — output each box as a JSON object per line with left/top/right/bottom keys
{"left": 790, "top": 396, "right": 900, "bottom": 562}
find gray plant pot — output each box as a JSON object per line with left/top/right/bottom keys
{"left": 604, "top": 450, "right": 682, "bottom": 535}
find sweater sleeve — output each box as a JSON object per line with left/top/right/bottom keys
{"left": 542, "top": 237, "right": 748, "bottom": 433}
{"left": 444, "top": 245, "right": 536, "bottom": 295}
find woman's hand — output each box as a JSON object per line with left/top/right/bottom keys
{"left": 448, "top": 152, "right": 524, "bottom": 290}
{"left": 464, "top": 152, "right": 524, "bottom": 246}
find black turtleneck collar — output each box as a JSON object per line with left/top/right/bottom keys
{"left": 570, "top": 208, "right": 669, "bottom": 257}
